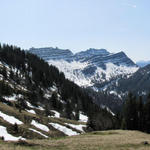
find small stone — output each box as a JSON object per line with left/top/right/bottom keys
{"left": 1, "top": 136, "right": 4, "bottom": 141}
{"left": 144, "top": 141, "right": 149, "bottom": 145}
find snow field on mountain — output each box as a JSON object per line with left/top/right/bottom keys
{"left": 0, "top": 126, "right": 25, "bottom": 141}
{"left": 31, "top": 120, "right": 49, "bottom": 132}
{"left": 0, "top": 111, "right": 23, "bottom": 125}
{"left": 48, "top": 60, "right": 92, "bottom": 87}
{"left": 49, "top": 123, "right": 79, "bottom": 136}
{"left": 104, "top": 63, "right": 139, "bottom": 80}
{"left": 48, "top": 60, "right": 138, "bottom": 88}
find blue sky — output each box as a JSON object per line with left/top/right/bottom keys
{"left": 0, "top": 0, "right": 150, "bottom": 62}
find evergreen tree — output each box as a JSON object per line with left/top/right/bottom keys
{"left": 137, "top": 96, "right": 144, "bottom": 131}
{"left": 121, "top": 118, "right": 127, "bottom": 130}
{"left": 51, "top": 92, "right": 58, "bottom": 109}
{"left": 2, "top": 66, "right": 7, "bottom": 79}
{"left": 66, "top": 101, "right": 72, "bottom": 119}
{"left": 123, "top": 93, "right": 138, "bottom": 130}
{"left": 144, "top": 94, "right": 150, "bottom": 133}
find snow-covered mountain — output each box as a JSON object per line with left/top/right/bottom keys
{"left": 29, "top": 47, "right": 139, "bottom": 95}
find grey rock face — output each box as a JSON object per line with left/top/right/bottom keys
{"left": 29, "top": 47, "right": 74, "bottom": 61}
{"left": 29, "top": 47, "right": 136, "bottom": 68}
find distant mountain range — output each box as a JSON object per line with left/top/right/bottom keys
{"left": 29, "top": 47, "right": 143, "bottom": 99}
{"left": 29, "top": 47, "right": 136, "bottom": 67}
{"left": 136, "top": 60, "right": 150, "bottom": 67}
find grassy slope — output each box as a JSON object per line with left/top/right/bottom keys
{"left": 0, "top": 130, "right": 150, "bottom": 150}
{"left": 0, "top": 101, "right": 86, "bottom": 140}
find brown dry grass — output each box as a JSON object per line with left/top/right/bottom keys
{"left": 1, "top": 101, "right": 150, "bottom": 150}
{"left": 0, "top": 101, "right": 85, "bottom": 140}
{"left": 0, "top": 130, "right": 150, "bottom": 150}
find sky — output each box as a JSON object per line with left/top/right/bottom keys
{"left": 0, "top": 0, "right": 150, "bottom": 62}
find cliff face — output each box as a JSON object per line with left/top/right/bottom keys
{"left": 29, "top": 47, "right": 74, "bottom": 61}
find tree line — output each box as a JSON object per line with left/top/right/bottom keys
{"left": 120, "top": 93, "right": 150, "bottom": 133}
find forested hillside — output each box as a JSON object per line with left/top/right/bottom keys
{"left": 119, "top": 93, "right": 150, "bottom": 133}
{"left": 0, "top": 44, "right": 115, "bottom": 134}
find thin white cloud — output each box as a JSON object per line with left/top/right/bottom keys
{"left": 122, "top": 3, "right": 137, "bottom": 8}
{"left": 131, "top": 4, "right": 137, "bottom": 8}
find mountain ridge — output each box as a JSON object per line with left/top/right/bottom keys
{"left": 29, "top": 47, "right": 139, "bottom": 95}
{"left": 29, "top": 47, "right": 137, "bottom": 67}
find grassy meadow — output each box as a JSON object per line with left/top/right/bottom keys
{"left": 0, "top": 130, "right": 150, "bottom": 150}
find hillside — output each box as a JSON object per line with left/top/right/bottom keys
{"left": 0, "top": 100, "right": 86, "bottom": 140}
{"left": 0, "top": 44, "right": 115, "bottom": 141}
{"left": 1, "top": 130, "right": 150, "bottom": 150}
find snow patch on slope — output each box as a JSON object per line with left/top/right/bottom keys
{"left": 50, "top": 110, "right": 60, "bottom": 118}
{"left": 65, "top": 123, "right": 86, "bottom": 132}
{"left": 49, "top": 123, "right": 79, "bottom": 136}
{"left": 101, "top": 105, "right": 115, "bottom": 116}
{"left": 26, "top": 101, "right": 44, "bottom": 111}
{"left": 3, "top": 94, "right": 23, "bottom": 101}
{"left": 79, "top": 113, "right": 88, "bottom": 122}
{"left": 31, "top": 120, "right": 49, "bottom": 132}
{"left": 29, "top": 128, "right": 48, "bottom": 138}
{"left": 0, "top": 126, "right": 25, "bottom": 141}
{"left": 0, "top": 111, "right": 23, "bottom": 125}
{"left": 26, "top": 109, "right": 36, "bottom": 114}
